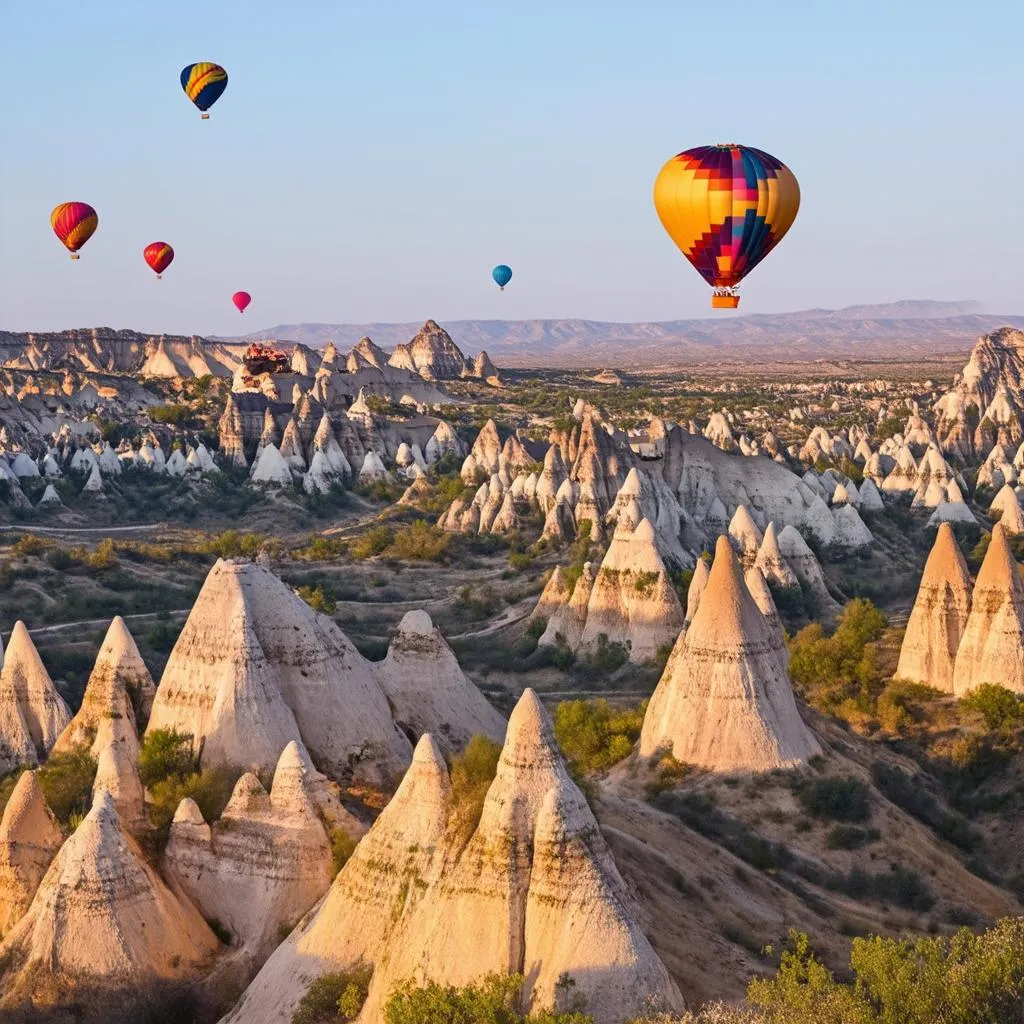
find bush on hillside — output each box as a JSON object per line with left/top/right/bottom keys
{"left": 449, "top": 735, "right": 502, "bottom": 843}
{"left": 553, "top": 699, "right": 646, "bottom": 775}
{"left": 791, "top": 775, "right": 871, "bottom": 823}
{"left": 959, "top": 684, "right": 1024, "bottom": 731}
{"left": 292, "top": 966, "right": 373, "bottom": 1024}
{"left": 138, "top": 729, "right": 196, "bottom": 788}
{"left": 37, "top": 748, "right": 98, "bottom": 827}
{"left": 298, "top": 584, "right": 338, "bottom": 615}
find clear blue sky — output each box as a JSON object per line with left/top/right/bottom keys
{"left": 2, "top": 0, "right": 1021, "bottom": 336}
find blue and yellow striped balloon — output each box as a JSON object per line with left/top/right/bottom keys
{"left": 180, "top": 62, "right": 228, "bottom": 119}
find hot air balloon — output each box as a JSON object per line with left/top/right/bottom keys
{"left": 180, "top": 62, "right": 228, "bottom": 119}
{"left": 232, "top": 291, "right": 251, "bottom": 314}
{"left": 492, "top": 264, "right": 512, "bottom": 291}
{"left": 51, "top": 202, "right": 98, "bottom": 260}
{"left": 653, "top": 144, "right": 800, "bottom": 308}
{"left": 143, "top": 242, "right": 174, "bottom": 279}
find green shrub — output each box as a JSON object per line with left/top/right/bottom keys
{"left": 331, "top": 827, "right": 357, "bottom": 877}
{"left": 449, "top": 735, "right": 502, "bottom": 842}
{"left": 139, "top": 729, "right": 195, "bottom": 788}
{"left": 349, "top": 526, "right": 394, "bottom": 560}
{"left": 149, "top": 403, "right": 193, "bottom": 425}
{"left": 147, "top": 769, "right": 236, "bottom": 837}
{"left": 292, "top": 966, "right": 373, "bottom": 1024}
{"left": 871, "top": 763, "right": 976, "bottom": 851}
{"left": 385, "top": 520, "right": 452, "bottom": 563}
{"left": 825, "top": 825, "right": 880, "bottom": 850}
{"left": 749, "top": 921, "right": 1024, "bottom": 1023}
{"left": 294, "top": 535, "right": 348, "bottom": 561}
{"left": 791, "top": 775, "right": 871, "bottom": 823}
{"left": 37, "top": 749, "right": 98, "bottom": 826}
{"left": 553, "top": 699, "right": 645, "bottom": 776}
{"left": 960, "top": 684, "right": 1024, "bottom": 731}
{"left": 299, "top": 584, "right": 338, "bottom": 615}
{"left": 13, "top": 534, "right": 48, "bottom": 557}
{"left": 385, "top": 973, "right": 592, "bottom": 1024}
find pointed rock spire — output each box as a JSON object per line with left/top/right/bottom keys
{"left": 0, "top": 772, "right": 62, "bottom": 937}
{"left": 685, "top": 557, "right": 710, "bottom": 623}
{"left": 639, "top": 536, "right": 821, "bottom": 772}
{"left": 896, "top": 523, "right": 972, "bottom": 693}
{"left": 953, "top": 524, "right": 1024, "bottom": 695}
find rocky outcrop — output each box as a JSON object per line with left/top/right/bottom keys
{"left": 0, "top": 622, "right": 71, "bottom": 772}
{"left": 223, "top": 693, "right": 683, "bottom": 1024}
{"left": 0, "top": 791, "right": 218, "bottom": 992}
{"left": 640, "top": 536, "right": 821, "bottom": 772}
{"left": 388, "top": 320, "right": 468, "bottom": 381}
{"left": 953, "top": 524, "right": 1024, "bottom": 695}
{"left": 776, "top": 525, "right": 841, "bottom": 616}
{"left": 147, "top": 559, "right": 412, "bottom": 785}
{"left": 165, "top": 742, "right": 335, "bottom": 961}
{"left": 539, "top": 564, "right": 595, "bottom": 651}
{"left": 374, "top": 610, "right": 506, "bottom": 752}
{"left": 0, "top": 772, "right": 62, "bottom": 938}
{"left": 895, "top": 523, "right": 972, "bottom": 693}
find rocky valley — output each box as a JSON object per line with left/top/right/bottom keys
{"left": 1, "top": 317, "right": 1024, "bottom": 1023}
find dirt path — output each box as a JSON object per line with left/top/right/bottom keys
{"left": 0, "top": 523, "right": 167, "bottom": 537}
{"left": 11, "top": 608, "right": 190, "bottom": 638}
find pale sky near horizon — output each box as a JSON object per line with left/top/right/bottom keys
{"left": 2, "top": 1, "right": 1021, "bottom": 336}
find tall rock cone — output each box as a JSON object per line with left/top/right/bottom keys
{"left": 165, "top": 742, "right": 334, "bottom": 961}
{"left": 0, "top": 622, "right": 70, "bottom": 767}
{"left": 54, "top": 615, "right": 154, "bottom": 757}
{"left": 639, "top": 536, "right": 821, "bottom": 772}
{"left": 895, "top": 522, "right": 972, "bottom": 693}
{"left": 0, "top": 771, "right": 62, "bottom": 938}
{"left": 92, "top": 738, "right": 148, "bottom": 837}
{"left": 539, "top": 563, "right": 595, "bottom": 651}
{"left": 754, "top": 522, "right": 799, "bottom": 591}
{"left": 0, "top": 790, "right": 218, "bottom": 992}
{"left": 953, "top": 524, "right": 1024, "bottom": 695}
{"left": 685, "top": 557, "right": 710, "bottom": 624}
{"left": 220, "top": 734, "right": 455, "bottom": 1024}
{"left": 522, "top": 776, "right": 684, "bottom": 1020}
{"left": 578, "top": 519, "right": 685, "bottom": 662}
{"left": 148, "top": 559, "right": 411, "bottom": 783}
{"left": 744, "top": 566, "right": 789, "bottom": 672}
{"left": 375, "top": 610, "right": 506, "bottom": 752}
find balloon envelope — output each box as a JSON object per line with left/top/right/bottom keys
{"left": 232, "top": 291, "right": 251, "bottom": 313}
{"left": 143, "top": 242, "right": 174, "bottom": 277}
{"left": 492, "top": 264, "right": 512, "bottom": 290}
{"left": 180, "top": 62, "right": 228, "bottom": 114}
{"left": 653, "top": 144, "right": 799, "bottom": 300}
{"left": 51, "top": 202, "right": 98, "bottom": 256}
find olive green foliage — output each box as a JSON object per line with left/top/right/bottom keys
{"left": 385, "top": 973, "right": 592, "bottom": 1024}
{"left": 294, "top": 535, "right": 348, "bottom": 561}
{"left": 148, "top": 403, "right": 193, "bottom": 425}
{"left": 202, "top": 530, "right": 277, "bottom": 560}
{"left": 747, "top": 922, "right": 1024, "bottom": 1024}
{"left": 385, "top": 520, "right": 453, "bottom": 563}
{"left": 959, "top": 684, "right": 1024, "bottom": 732}
{"left": 292, "top": 966, "right": 372, "bottom": 1024}
{"left": 787, "top": 599, "right": 887, "bottom": 717}
{"left": 36, "top": 748, "right": 98, "bottom": 826}
{"left": 449, "top": 735, "right": 502, "bottom": 841}
{"left": 139, "top": 729, "right": 234, "bottom": 837}
{"left": 790, "top": 775, "right": 871, "bottom": 823}
{"left": 331, "top": 827, "right": 357, "bottom": 877}
{"left": 299, "top": 584, "right": 338, "bottom": 615}
{"left": 553, "top": 699, "right": 646, "bottom": 775}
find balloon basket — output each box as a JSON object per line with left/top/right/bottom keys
{"left": 156, "top": 274, "right": 162, "bottom": 280}
{"left": 201, "top": 112, "right": 210, "bottom": 120}
{"left": 69, "top": 254, "right": 80, "bottom": 261}
{"left": 712, "top": 294, "right": 739, "bottom": 309}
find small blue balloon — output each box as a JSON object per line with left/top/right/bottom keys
{"left": 492, "top": 264, "right": 512, "bottom": 291}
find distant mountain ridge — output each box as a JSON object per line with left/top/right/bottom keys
{"left": 214, "top": 300, "right": 1024, "bottom": 367}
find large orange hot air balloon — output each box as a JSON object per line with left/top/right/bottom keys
{"left": 653, "top": 144, "right": 800, "bottom": 308}
{"left": 51, "top": 202, "right": 98, "bottom": 260}
{"left": 143, "top": 242, "right": 174, "bottom": 279}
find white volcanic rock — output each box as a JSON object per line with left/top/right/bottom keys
{"left": 36, "top": 484, "right": 62, "bottom": 508}
{"left": 165, "top": 448, "right": 189, "bottom": 477}
{"left": 9, "top": 453, "right": 39, "bottom": 478}
{"left": 744, "top": 566, "right": 788, "bottom": 670}
{"left": 578, "top": 520, "right": 685, "bottom": 663}
{"left": 82, "top": 462, "right": 104, "bottom": 494}
{"left": 424, "top": 419, "right": 465, "bottom": 463}
{"left": 639, "top": 536, "right": 820, "bottom": 772}
{"left": 997, "top": 492, "right": 1024, "bottom": 535}
{"left": 927, "top": 501, "right": 977, "bottom": 528}
{"left": 250, "top": 443, "right": 293, "bottom": 487}
{"left": 858, "top": 477, "right": 885, "bottom": 510}
{"left": 147, "top": 559, "right": 411, "bottom": 784}
{"left": 279, "top": 418, "right": 307, "bottom": 471}
{"left": 40, "top": 452, "right": 61, "bottom": 478}
{"left": 535, "top": 445, "right": 568, "bottom": 512}
{"left": 375, "top": 610, "right": 506, "bottom": 752}
{"left": 358, "top": 450, "right": 389, "bottom": 481}
{"left": 880, "top": 446, "right": 919, "bottom": 494}
{"left": 831, "top": 481, "right": 859, "bottom": 507}
{"left": 728, "top": 504, "right": 764, "bottom": 566}
{"left": 388, "top": 320, "right": 468, "bottom": 381}
{"left": 539, "top": 563, "right": 595, "bottom": 650}
{"left": 187, "top": 442, "right": 219, "bottom": 474}
{"left": 70, "top": 446, "right": 98, "bottom": 474}
{"left": 776, "top": 525, "right": 841, "bottom": 615}
{"left": 953, "top": 524, "right": 1024, "bottom": 695}
{"left": 0, "top": 791, "right": 218, "bottom": 988}
{"left": 703, "top": 411, "right": 736, "bottom": 452}
{"left": 895, "top": 523, "right": 972, "bottom": 693}
{"left": 165, "top": 742, "right": 334, "bottom": 960}
{"left": 0, "top": 772, "right": 62, "bottom": 938}
{"left": 312, "top": 414, "right": 351, "bottom": 477}
{"left": 469, "top": 419, "right": 502, "bottom": 475}
{"left": 831, "top": 504, "right": 873, "bottom": 549}
{"left": 533, "top": 567, "right": 572, "bottom": 625}
{"left": 489, "top": 490, "right": 521, "bottom": 535}
{"left": 0, "top": 623, "right": 71, "bottom": 772}
{"left": 754, "top": 522, "right": 799, "bottom": 591}
{"left": 92, "top": 735, "right": 148, "bottom": 836}
{"left": 54, "top": 616, "right": 153, "bottom": 756}
{"left": 303, "top": 449, "right": 337, "bottom": 494}
{"left": 685, "top": 557, "right": 710, "bottom": 623}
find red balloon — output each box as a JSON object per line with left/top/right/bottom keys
{"left": 232, "top": 291, "right": 251, "bottom": 313}
{"left": 143, "top": 241, "right": 174, "bottom": 278}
